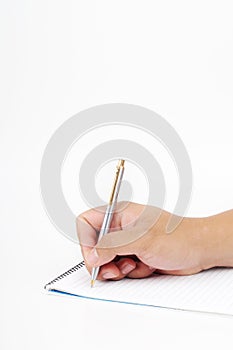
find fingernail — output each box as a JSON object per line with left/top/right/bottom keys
{"left": 121, "top": 264, "right": 135, "bottom": 275}
{"left": 102, "top": 272, "right": 118, "bottom": 279}
{"left": 87, "top": 248, "right": 99, "bottom": 265}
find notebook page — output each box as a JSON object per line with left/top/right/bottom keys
{"left": 45, "top": 265, "right": 233, "bottom": 315}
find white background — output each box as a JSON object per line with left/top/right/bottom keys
{"left": 1, "top": 1, "right": 233, "bottom": 349}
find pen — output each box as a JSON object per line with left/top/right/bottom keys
{"left": 90, "top": 159, "right": 125, "bottom": 287}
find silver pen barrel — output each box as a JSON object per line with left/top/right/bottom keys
{"left": 90, "top": 160, "right": 125, "bottom": 287}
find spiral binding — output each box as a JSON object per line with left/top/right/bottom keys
{"left": 44, "top": 260, "right": 85, "bottom": 290}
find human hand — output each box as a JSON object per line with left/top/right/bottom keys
{"left": 76, "top": 201, "right": 220, "bottom": 281}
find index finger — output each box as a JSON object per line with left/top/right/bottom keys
{"left": 76, "top": 202, "right": 127, "bottom": 266}
{"left": 76, "top": 201, "right": 144, "bottom": 266}
{"left": 76, "top": 202, "right": 130, "bottom": 246}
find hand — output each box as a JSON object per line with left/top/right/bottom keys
{"left": 76, "top": 201, "right": 221, "bottom": 280}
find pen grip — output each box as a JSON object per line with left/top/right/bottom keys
{"left": 98, "top": 203, "right": 115, "bottom": 241}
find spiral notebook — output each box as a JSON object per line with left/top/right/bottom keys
{"left": 44, "top": 261, "right": 233, "bottom": 316}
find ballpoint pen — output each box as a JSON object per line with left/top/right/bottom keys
{"left": 90, "top": 159, "right": 125, "bottom": 287}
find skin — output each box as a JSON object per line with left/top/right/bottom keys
{"left": 76, "top": 201, "right": 233, "bottom": 281}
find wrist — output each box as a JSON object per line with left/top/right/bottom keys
{"left": 183, "top": 217, "right": 217, "bottom": 271}
{"left": 197, "top": 211, "right": 233, "bottom": 269}
{"left": 205, "top": 211, "right": 233, "bottom": 268}
{"left": 173, "top": 216, "right": 220, "bottom": 272}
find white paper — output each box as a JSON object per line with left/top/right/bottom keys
{"left": 45, "top": 264, "right": 233, "bottom": 316}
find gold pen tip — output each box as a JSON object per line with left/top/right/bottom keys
{"left": 91, "top": 280, "right": 95, "bottom": 288}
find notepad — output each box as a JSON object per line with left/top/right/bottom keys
{"left": 44, "top": 261, "right": 233, "bottom": 316}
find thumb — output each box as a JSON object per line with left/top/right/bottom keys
{"left": 86, "top": 228, "right": 143, "bottom": 267}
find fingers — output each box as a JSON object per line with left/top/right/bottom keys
{"left": 81, "top": 245, "right": 94, "bottom": 274}
{"left": 81, "top": 228, "right": 156, "bottom": 281}
{"left": 76, "top": 215, "right": 97, "bottom": 249}
{"left": 81, "top": 255, "right": 136, "bottom": 280}
{"left": 83, "top": 253, "right": 151, "bottom": 281}
{"left": 95, "top": 258, "right": 155, "bottom": 281}
{"left": 109, "top": 258, "right": 137, "bottom": 280}
{"left": 76, "top": 203, "right": 127, "bottom": 248}
{"left": 98, "top": 258, "right": 136, "bottom": 280}
{"left": 99, "top": 259, "right": 155, "bottom": 280}
{"left": 97, "top": 262, "right": 121, "bottom": 280}
{"left": 76, "top": 202, "right": 163, "bottom": 281}
{"left": 127, "top": 261, "right": 156, "bottom": 278}
{"left": 84, "top": 225, "right": 152, "bottom": 271}
{"left": 86, "top": 237, "right": 137, "bottom": 268}
{"left": 76, "top": 202, "right": 148, "bottom": 248}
